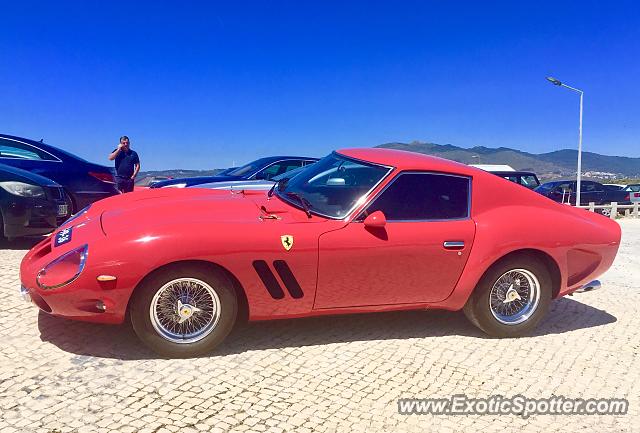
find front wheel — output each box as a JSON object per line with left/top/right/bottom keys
{"left": 130, "top": 266, "right": 237, "bottom": 358}
{"left": 463, "top": 255, "right": 551, "bottom": 337}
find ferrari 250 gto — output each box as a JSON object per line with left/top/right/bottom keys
{"left": 19, "top": 149, "right": 620, "bottom": 357}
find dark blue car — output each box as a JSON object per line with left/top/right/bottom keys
{"left": 0, "top": 134, "right": 119, "bottom": 212}
{"left": 0, "top": 163, "right": 70, "bottom": 240}
{"left": 151, "top": 156, "right": 318, "bottom": 188}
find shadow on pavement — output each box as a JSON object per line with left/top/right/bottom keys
{"left": 37, "top": 296, "right": 616, "bottom": 360}
{"left": 0, "top": 236, "right": 46, "bottom": 250}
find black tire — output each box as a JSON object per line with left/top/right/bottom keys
{"left": 130, "top": 265, "right": 237, "bottom": 358}
{"left": 0, "top": 211, "right": 5, "bottom": 242}
{"left": 463, "top": 254, "right": 552, "bottom": 337}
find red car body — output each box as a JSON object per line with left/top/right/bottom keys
{"left": 20, "top": 148, "right": 620, "bottom": 334}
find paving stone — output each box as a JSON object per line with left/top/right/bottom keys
{"left": 0, "top": 220, "right": 639, "bottom": 432}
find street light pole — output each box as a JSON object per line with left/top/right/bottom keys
{"left": 546, "top": 77, "right": 584, "bottom": 207}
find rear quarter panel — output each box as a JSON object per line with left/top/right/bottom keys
{"left": 438, "top": 171, "right": 621, "bottom": 310}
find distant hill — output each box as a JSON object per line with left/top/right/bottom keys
{"left": 139, "top": 142, "right": 640, "bottom": 181}
{"left": 138, "top": 168, "right": 224, "bottom": 178}
{"left": 377, "top": 141, "right": 640, "bottom": 179}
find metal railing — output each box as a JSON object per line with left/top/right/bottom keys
{"left": 577, "top": 202, "right": 640, "bottom": 219}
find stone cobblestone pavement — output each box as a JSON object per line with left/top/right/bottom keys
{"left": 1, "top": 220, "right": 639, "bottom": 433}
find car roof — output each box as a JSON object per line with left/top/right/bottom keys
{"left": 0, "top": 133, "right": 87, "bottom": 163}
{"left": 248, "top": 156, "right": 318, "bottom": 165}
{"left": 490, "top": 171, "right": 537, "bottom": 176}
{"left": 337, "top": 148, "right": 478, "bottom": 176}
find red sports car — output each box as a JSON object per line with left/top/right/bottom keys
{"left": 19, "top": 149, "right": 621, "bottom": 357}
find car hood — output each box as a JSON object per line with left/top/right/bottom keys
{"left": 152, "top": 175, "right": 243, "bottom": 188}
{"left": 194, "top": 180, "right": 275, "bottom": 190}
{"left": 97, "top": 188, "right": 313, "bottom": 236}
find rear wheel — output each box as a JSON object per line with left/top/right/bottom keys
{"left": 463, "top": 255, "right": 552, "bottom": 337}
{"left": 130, "top": 265, "right": 237, "bottom": 358}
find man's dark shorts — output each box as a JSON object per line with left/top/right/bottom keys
{"left": 116, "top": 176, "right": 134, "bottom": 193}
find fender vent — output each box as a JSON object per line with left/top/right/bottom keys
{"left": 273, "top": 260, "right": 304, "bottom": 299}
{"left": 252, "top": 260, "right": 285, "bottom": 299}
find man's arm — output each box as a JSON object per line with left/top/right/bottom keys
{"left": 108, "top": 145, "right": 122, "bottom": 161}
{"left": 131, "top": 163, "right": 140, "bottom": 180}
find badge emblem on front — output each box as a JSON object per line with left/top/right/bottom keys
{"left": 280, "top": 235, "right": 294, "bottom": 251}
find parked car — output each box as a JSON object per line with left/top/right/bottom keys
{"left": 20, "top": 148, "right": 620, "bottom": 357}
{"left": 191, "top": 166, "right": 309, "bottom": 191}
{"left": 134, "top": 176, "right": 173, "bottom": 189}
{"left": 535, "top": 180, "right": 631, "bottom": 206}
{"left": 603, "top": 184, "right": 626, "bottom": 191}
{"left": 623, "top": 184, "right": 640, "bottom": 203}
{"left": 151, "top": 156, "right": 318, "bottom": 188}
{"left": 0, "top": 134, "right": 118, "bottom": 212}
{"left": 489, "top": 171, "right": 540, "bottom": 189}
{"left": 1, "top": 163, "right": 70, "bottom": 240}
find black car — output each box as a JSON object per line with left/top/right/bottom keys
{"left": 0, "top": 163, "right": 70, "bottom": 240}
{"left": 0, "top": 134, "right": 119, "bottom": 212}
{"left": 152, "top": 156, "right": 318, "bottom": 188}
{"left": 490, "top": 171, "right": 540, "bottom": 189}
{"left": 535, "top": 180, "right": 631, "bottom": 206}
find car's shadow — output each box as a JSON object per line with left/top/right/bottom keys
{"left": 0, "top": 236, "right": 46, "bottom": 250}
{"left": 37, "top": 297, "right": 616, "bottom": 360}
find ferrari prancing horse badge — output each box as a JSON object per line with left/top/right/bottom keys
{"left": 281, "top": 235, "right": 294, "bottom": 251}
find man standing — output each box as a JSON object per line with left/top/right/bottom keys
{"left": 108, "top": 136, "right": 140, "bottom": 193}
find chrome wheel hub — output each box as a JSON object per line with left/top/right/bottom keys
{"left": 489, "top": 269, "right": 540, "bottom": 325}
{"left": 177, "top": 300, "right": 201, "bottom": 323}
{"left": 503, "top": 286, "right": 522, "bottom": 303}
{"left": 150, "top": 278, "right": 221, "bottom": 344}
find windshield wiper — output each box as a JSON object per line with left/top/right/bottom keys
{"left": 286, "top": 192, "right": 313, "bottom": 218}
{"left": 268, "top": 177, "right": 291, "bottom": 198}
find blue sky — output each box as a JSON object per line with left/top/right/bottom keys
{"left": 1, "top": 1, "right": 638, "bottom": 170}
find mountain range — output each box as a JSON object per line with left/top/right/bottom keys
{"left": 139, "top": 142, "right": 640, "bottom": 181}
{"left": 376, "top": 142, "right": 640, "bottom": 179}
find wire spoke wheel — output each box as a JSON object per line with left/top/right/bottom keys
{"left": 150, "top": 278, "right": 221, "bottom": 343}
{"left": 489, "top": 268, "right": 540, "bottom": 325}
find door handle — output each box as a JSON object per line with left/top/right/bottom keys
{"left": 443, "top": 241, "right": 465, "bottom": 250}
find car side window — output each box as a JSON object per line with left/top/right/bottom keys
{"left": 0, "top": 138, "right": 57, "bottom": 161}
{"left": 554, "top": 182, "right": 572, "bottom": 193}
{"left": 360, "top": 172, "right": 470, "bottom": 221}
{"left": 260, "top": 161, "right": 304, "bottom": 180}
{"left": 582, "top": 182, "right": 601, "bottom": 192}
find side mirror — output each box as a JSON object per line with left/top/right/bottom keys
{"left": 363, "top": 210, "right": 386, "bottom": 228}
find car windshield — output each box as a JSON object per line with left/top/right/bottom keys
{"left": 272, "top": 166, "right": 307, "bottom": 182}
{"left": 624, "top": 184, "right": 640, "bottom": 192}
{"left": 535, "top": 183, "right": 553, "bottom": 192}
{"left": 275, "top": 152, "right": 391, "bottom": 219}
{"left": 521, "top": 175, "right": 539, "bottom": 187}
{"left": 227, "top": 162, "right": 258, "bottom": 176}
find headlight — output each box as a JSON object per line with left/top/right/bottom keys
{"left": 0, "top": 181, "right": 45, "bottom": 198}
{"left": 163, "top": 183, "right": 187, "bottom": 188}
{"left": 36, "top": 244, "right": 88, "bottom": 290}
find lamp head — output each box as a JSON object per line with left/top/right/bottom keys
{"left": 546, "top": 76, "right": 562, "bottom": 86}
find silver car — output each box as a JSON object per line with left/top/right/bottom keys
{"left": 189, "top": 166, "right": 309, "bottom": 191}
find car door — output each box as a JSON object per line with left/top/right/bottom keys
{"left": 314, "top": 171, "right": 476, "bottom": 309}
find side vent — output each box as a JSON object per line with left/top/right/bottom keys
{"left": 252, "top": 260, "right": 285, "bottom": 299}
{"left": 273, "top": 260, "right": 304, "bottom": 299}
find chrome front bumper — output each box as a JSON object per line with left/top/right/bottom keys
{"left": 19, "top": 285, "right": 32, "bottom": 303}
{"left": 574, "top": 280, "right": 602, "bottom": 294}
